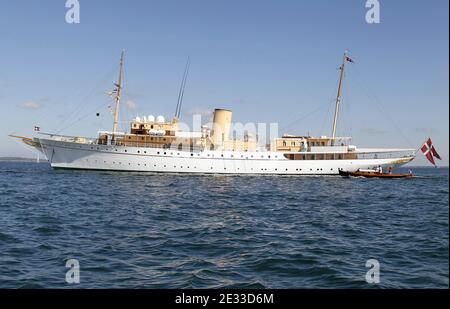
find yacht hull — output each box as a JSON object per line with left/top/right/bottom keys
{"left": 37, "top": 138, "right": 414, "bottom": 175}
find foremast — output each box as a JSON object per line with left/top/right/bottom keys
{"left": 112, "top": 50, "right": 124, "bottom": 143}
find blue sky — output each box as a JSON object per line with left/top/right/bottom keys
{"left": 0, "top": 0, "right": 448, "bottom": 165}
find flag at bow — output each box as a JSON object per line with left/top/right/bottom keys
{"left": 421, "top": 137, "right": 442, "bottom": 166}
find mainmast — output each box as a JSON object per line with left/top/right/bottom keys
{"left": 331, "top": 51, "right": 350, "bottom": 144}
{"left": 112, "top": 50, "right": 124, "bottom": 143}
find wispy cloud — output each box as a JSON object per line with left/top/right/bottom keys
{"left": 19, "top": 101, "right": 41, "bottom": 110}
{"left": 360, "top": 128, "right": 389, "bottom": 135}
{"left": 125, "top": 100, "right": 138, "bottom": 110}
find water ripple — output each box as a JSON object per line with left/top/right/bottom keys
{"left": 0, "top": 163, "right": 448, "bottom": 288}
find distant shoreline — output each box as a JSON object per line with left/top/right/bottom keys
{"left": 0, "top": 157, "right": 48, "bottom": 163}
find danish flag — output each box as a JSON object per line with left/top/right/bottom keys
{"left": 421, "top": 138, "right": 442, "bottom": 166}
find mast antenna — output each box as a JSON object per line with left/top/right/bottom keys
{"left": 112, "top": 50, "right": 124, "bottom": 143}
{"left": 331, "top": 50, "right": 353, "bottom": 144}
{"left": 175, "top": 57, "right": 190, "bottom": 119}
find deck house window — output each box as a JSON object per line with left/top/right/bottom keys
{"left": 306, "top": 154, "right": 315, "bottom": 160}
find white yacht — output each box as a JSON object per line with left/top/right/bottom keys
{"left": 12, "top": 52, "right": 415, "bottom": 174}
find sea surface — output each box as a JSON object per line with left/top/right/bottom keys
{"left": 0, "top": 162, "right": 448, "bottom": 288}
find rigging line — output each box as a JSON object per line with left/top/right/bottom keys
{"left": 339, "top": 74, "right": 352, "bottom": 138}
{"left": 175, "top": 57, "right": 190, "bottom": 118}
{"left": 351, "top": 66, "right": 415, "bottom": 148}
{"left": 177, "top": 58, "right": 190, "bottom": 118}
{"left": 52, "top": 67, "right": 117, "bottom": 133}
{"left": 280, "top": 101, "right": 331, "bottom": 133}
{"left": 55, "top": 100, "right": 112, "bottom": 135}
{"left": 318, "top": 99, "right": 338, "bottom": 136}
{"left": 319, "top": 73, "right": 341, "bottom": 136}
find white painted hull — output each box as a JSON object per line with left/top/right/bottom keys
{"left": 37, "top": 138, "right": 413, "bottom": 175}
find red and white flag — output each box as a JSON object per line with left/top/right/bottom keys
{"left": 421, "top": 138, "right": 442, "bottom": 166}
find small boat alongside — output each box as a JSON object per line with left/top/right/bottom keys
{"left": 338, "top": 169, "right": 413, "bottom": 178}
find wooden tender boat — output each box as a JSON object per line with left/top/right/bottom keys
{"left": 339, "top": 170, "right": 413, "bottom": 178}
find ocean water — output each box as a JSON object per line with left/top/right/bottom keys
{"left": 0, "top": 162, "right": 448, "bottom": 288}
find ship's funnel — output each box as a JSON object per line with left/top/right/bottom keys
{"left": 211, "top": 108, "right": 232, "bottom": 147}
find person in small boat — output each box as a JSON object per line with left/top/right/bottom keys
{"left": 376, "top": 165, "right": 383, "bottom": 173}
{"left": 388, "top": 166, "right": 393, "bottom": 174}
{"left": 408, "top": 169, "right": 413, "bottom": 176}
